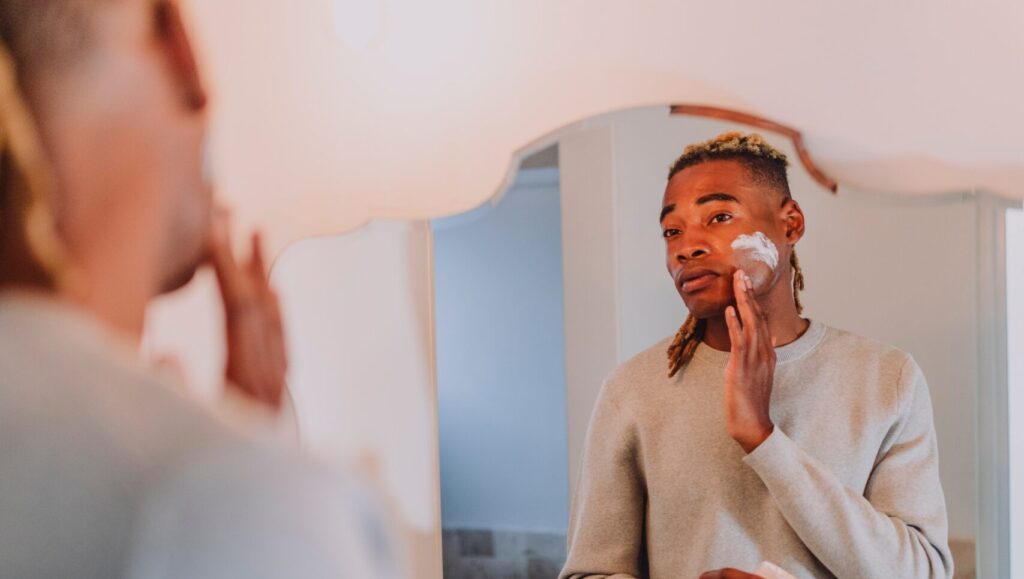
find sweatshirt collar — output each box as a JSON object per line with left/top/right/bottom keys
{"left": 693, "top": 319, "right": 827, "bottom": 366}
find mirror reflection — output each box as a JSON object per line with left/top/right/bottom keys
{"left": 432, "top": 107, "right": 1022, "bottom": 579}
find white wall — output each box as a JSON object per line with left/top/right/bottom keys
{"left": 796, "top": 183, "right": 978, "bottom": 545}
{"left": 432, "top": 168, "right": 570, "bottom": 533}
{"left": 561, "top": 107, "right": 979, "bottom": 542}
{"left": 605, "top": 111, "right": 706, "bottom": 361}
{"left": 1007, "top": 208, "right": 1024, "bottom": 578}
{"left": 268, "top": 220, "right": 441, "bottom": 579}
{"left": 559, "top": 127, "right": 622, "bottom": 494}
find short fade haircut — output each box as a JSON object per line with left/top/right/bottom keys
{"left": 667, "top": 131, "right": 792, "bottom": 199}
{"left": 0, "top": 0, "right": 113, "bottom": 68}
{"left": 0, "top": 0, "right": 116, "bottom": 288}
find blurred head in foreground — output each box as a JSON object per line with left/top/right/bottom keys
{"left": 0, "top": 0, "right": 213, "bottom": 334}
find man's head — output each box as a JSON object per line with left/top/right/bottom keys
{"left": 661, "top": 132, "right": 807, "bottom": 377}
{"left": 660, "top": 132, "right": 805, "bottom": 318}
{"left": 0, "top": 0, "right": 212, "bottom": 306}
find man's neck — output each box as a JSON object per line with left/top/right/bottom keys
{"left": 702, "top": 283, "right": 809, "bottom": 352}
{"left": 64, "top": 249, "right": 159, "bottom": 346}
{"left": 69, "top": 282, "right": 149, "bottom": 344}
{"left": 0, "top": 276, "right": 150, "bottom": 346}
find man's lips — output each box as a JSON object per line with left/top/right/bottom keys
{"left": 676, "top": 268, "right": 721, "bottom": 294}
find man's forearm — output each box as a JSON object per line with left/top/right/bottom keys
{"left": 743, "top": 428, "right": 952, "bottom": 579}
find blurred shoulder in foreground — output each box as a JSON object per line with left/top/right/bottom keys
{"left": 0, "top": 293, "right": 403, "bottom": 579}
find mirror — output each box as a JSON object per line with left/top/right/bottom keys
{"left": 432, "top": 106, "right": 1022, "bottom": 578}
{"left": 433, "top": 149, "right": 569, "bottom": 578}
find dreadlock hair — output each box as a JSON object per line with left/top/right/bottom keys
{"left": 0, "top": 41, "right": 64, "bottom": 288}
{"left": 666, "top": 131, "right": 806, "bottom": 378}
{"left": 0, "top": 0, "right": 107, "bottom": 289}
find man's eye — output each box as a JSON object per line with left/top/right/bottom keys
{"left": 663, "top": 229, "right": 680, "bottom": 239}
{"left": 711, "top": 213, "right": 733, "bottom": 224}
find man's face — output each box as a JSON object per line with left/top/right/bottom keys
{"left": 660, "top": 159, "right": 790, "bottom": 319}
{"left": 23, "top": 1, "right": 213, "bottom": 295}
{"left": 147, "top": 2, "right": 213, "bottom": 293}
{"left": 90, "top": 0, "right": 213, "bottom": 293}
{"left": 154, "top": 110, "right": 213, "bottom": 293}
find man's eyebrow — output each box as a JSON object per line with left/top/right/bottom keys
{"left": 659, "top": 204, "right": 676, "bottom": 223}
{"left": 696, "top": 192, "right": 740, "bottom": 205}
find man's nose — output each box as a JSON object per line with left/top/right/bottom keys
{"left": 676, "top": 240, "right": 710, "bottom": 262}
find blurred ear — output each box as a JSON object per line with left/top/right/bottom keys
{"left": 154, "top": 1, "right": 206, "bottom": 111}
{"left": 779, "top": 198, "right": 805, "bottom": 244}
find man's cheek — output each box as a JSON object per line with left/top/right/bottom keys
{"left": 730, "top": 232, "right": 781, "bottom": 292}
{"left": 715, "top": 275, "right": 737, "bottom": 307}
{"left": 666, "top": 255, "right": 680, "bottom": 279}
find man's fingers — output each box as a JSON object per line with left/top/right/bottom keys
{"left": 701, "top": 570, "right": 764, "bottom": 579}
{"left": 267, "top": 288, "right": 284, "bottom": 328}
{"left": 209, "top": 209, "right": 247, "bottom": 306}
{"left": 732, "top": 270, "right": 748, "bottom": 323}
{"left": 208, "top": 207, "right": 235, "bottom": 268}
{"left": 214, "top": 221, "right": 288, "bottom": 412}
{"left": 249, "top": 231, "right": 268, "bottom": 282}
{"left": 267, "top": 291, "right": 287, "bottom": 369}
{"left": 261, "top": 306, "right": 286, "bottom": 377}
{"left": 752, "top": 294, "right": 773, "bottom": 353}
{"left": 250, "top": 232, "right": 286, "bottom": 378}
{"left": 733, "top": 270, "right": 758, "bottom": 335}
{"left": 735, "top": 270, "right": 773, "bottom": 353}
{"left": 725, "top": 305, "right": 745, "bottom": 352}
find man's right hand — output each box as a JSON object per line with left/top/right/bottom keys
{"left": 208, "top": 209, "right": 288, "bottom": 410}
{"left": 700, "top": 569, "right": 764, "bottom": 579}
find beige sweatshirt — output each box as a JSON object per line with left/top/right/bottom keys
{"left": 0, "top": 294, "right": 402, "bottom": 579}
{"left": 560, "top": 320, "right": 953, "bottom": 579}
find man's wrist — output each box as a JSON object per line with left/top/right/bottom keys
{"left": 735, "top": 423, "right": 774, "bottom": 454}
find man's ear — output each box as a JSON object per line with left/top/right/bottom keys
{"left": 154, "top": 1, "right": 207, "bottom": 111}
{"left": 780, "top": 198, "right": 805, "bottom": 244}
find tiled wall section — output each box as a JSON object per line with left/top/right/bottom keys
{"left": 442, "top": 529, "right": 974, "bottom": 579}
{"left": 442, "top": 528, "right": 566, "bottom": 579}
{"left": 950, "top": 539, "right": 975, "bottom": 579}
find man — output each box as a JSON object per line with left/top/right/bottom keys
{"left": 0, "top": 1, "right": 400, "bottom": 577}
{"left": 559, "top": 132, "right": 953, "bottom": 578}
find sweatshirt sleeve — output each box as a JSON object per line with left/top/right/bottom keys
{"left": 559, "top": 380, "right": 646, "bottom": 579}
{"left": 126, "top": 444, "right": 405, "bottom": 579}
{"left": 742, "top": 355, "right": 954, "bottom": 579}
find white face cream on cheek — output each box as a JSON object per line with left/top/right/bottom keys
{"left": 731, "top": 231, "right": 780, "bottom": 290}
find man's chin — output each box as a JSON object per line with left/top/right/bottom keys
{"left": 681, "top": 296, "right": 730, "bottom": 320}
{"left": 158, "top": 263, "right": 200, "bottom": 295}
